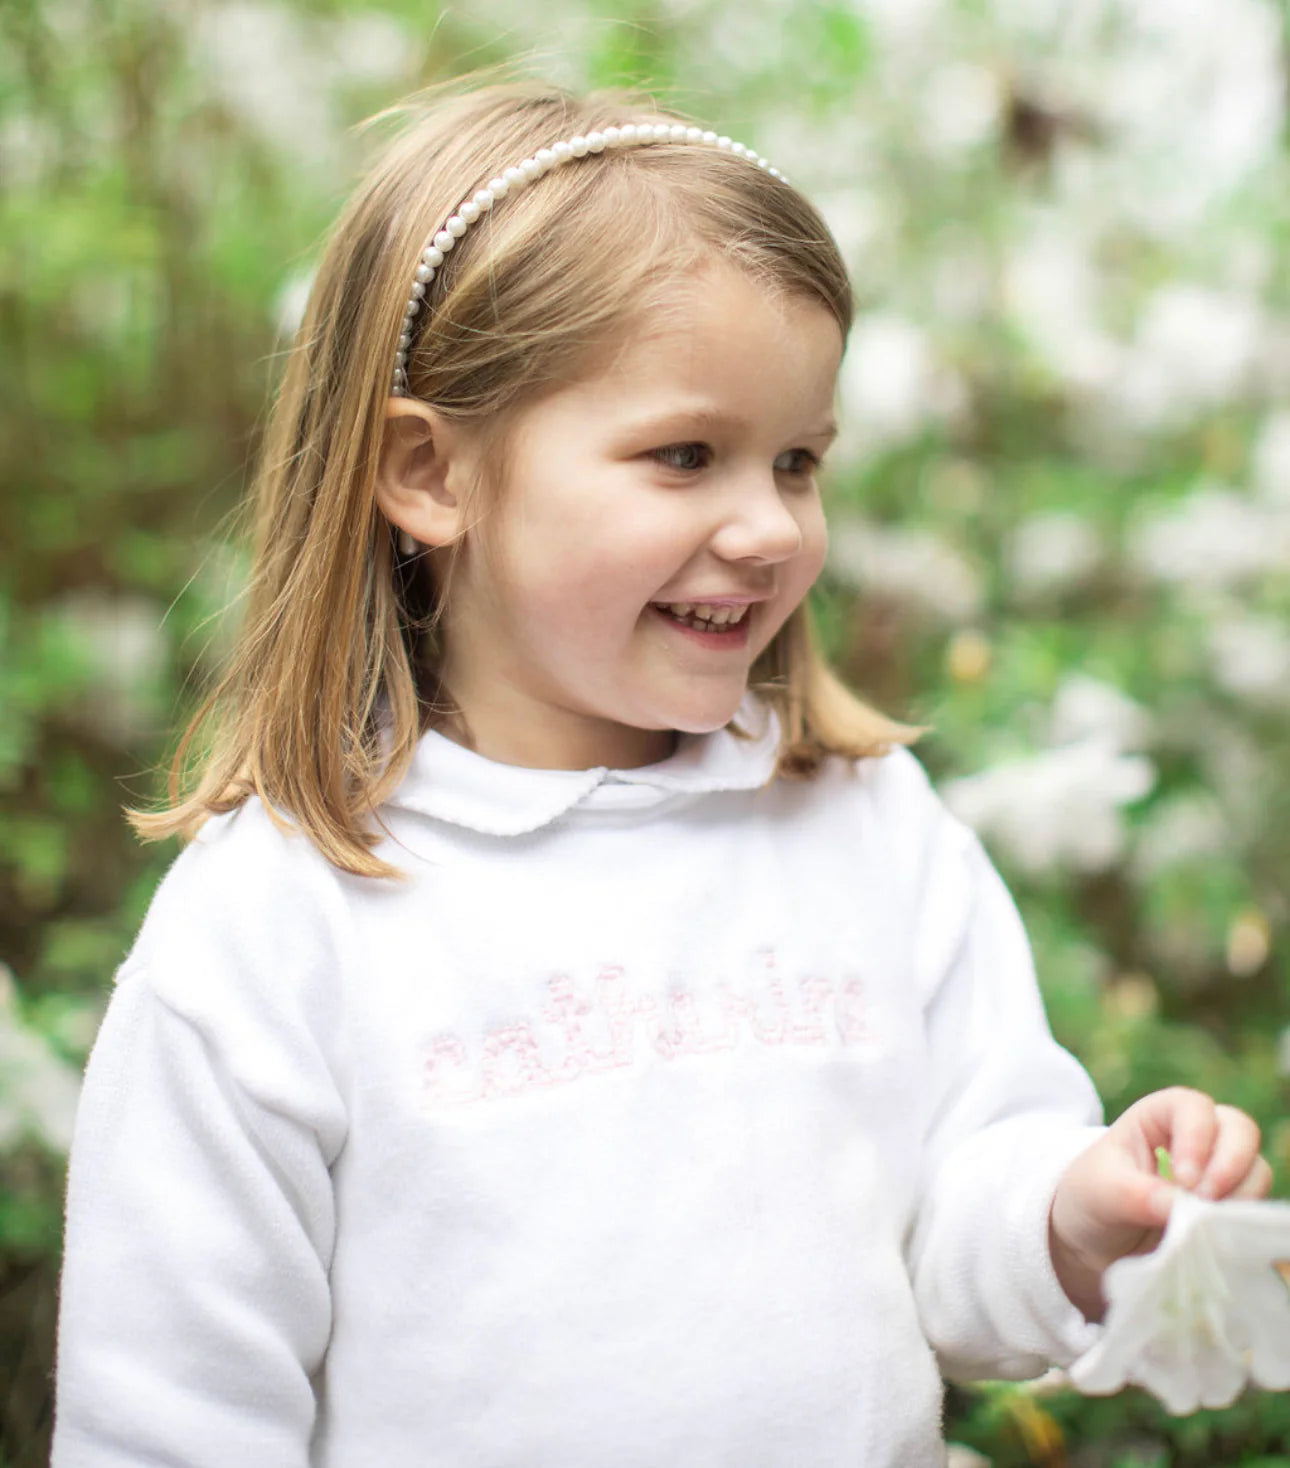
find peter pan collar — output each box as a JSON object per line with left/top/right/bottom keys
{"left": 385, "top": 695, "right": 782, "bottom": 836}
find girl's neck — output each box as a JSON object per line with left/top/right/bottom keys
{"left": 434, "top": 706, "right": 678, "bottom": 772}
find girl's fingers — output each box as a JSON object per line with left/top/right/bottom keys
{"left": 1106, "top": 1153, "right": 1175, "bottom": 1229}
{"left": 1198, "top": 1115, "right": 1269, "bottom": 1200}
{"left": 1123, "top": 1087, "right": 1219, "bottom": 1190}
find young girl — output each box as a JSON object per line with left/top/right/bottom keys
{"left": 52, "top": 81, "right": 1270, "bottom": 1467}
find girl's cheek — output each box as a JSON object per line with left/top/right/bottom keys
{"left": 799, "top": 525, "right": 829, "bottom": 586}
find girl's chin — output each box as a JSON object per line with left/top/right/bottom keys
{"left": 654, "top": 690, "right": 752, "bottom": 737}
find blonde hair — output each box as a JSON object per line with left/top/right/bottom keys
{"left": 130, "top": 79, "right": 919, "bottom": 879}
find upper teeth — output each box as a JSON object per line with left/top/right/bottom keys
{"left": 660, "top": 602, "right": 749, "bottom": 625}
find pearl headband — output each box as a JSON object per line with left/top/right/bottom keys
{"left": 390, "top": 122, "right": 786, "bottom": 397}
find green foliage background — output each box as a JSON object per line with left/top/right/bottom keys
{"left": 2, "top": 0, "right": 1288, "bottom": 1464}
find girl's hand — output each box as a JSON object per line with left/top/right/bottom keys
{"left": 1048, "top": 1086, "right": 1272, "bottom": 1321}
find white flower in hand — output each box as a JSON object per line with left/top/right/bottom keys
{"left": 1069, "top": 1191, "right": 1290, "bottom": 1413}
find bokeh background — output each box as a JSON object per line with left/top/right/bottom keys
{"left": 3, "top": 0, "right": 1289, "bottom": 1463}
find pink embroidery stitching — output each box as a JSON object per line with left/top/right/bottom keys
{"left": 421, "top": 960, "right": 884, "bottom": 1109}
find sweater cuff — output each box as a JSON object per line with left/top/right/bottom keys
{"left": 1006, "top": 1123, "right": 1106, "bottom": 1370}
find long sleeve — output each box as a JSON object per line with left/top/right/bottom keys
{"left": 51, "top": 812, "right": 351, "bottom": 1466}
{"left": 905, "top": 806, "right": 1106, "bottom": 1382}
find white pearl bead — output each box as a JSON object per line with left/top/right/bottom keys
{"left": 669, "top": 124, "right": 687, "bottom": 141}
{"left": 536, "top": 147, "right": 556, "bottom": 168}
{"left": 488, "top": 176, "right": 509, "bottom": 199}
{"left": 502, "top": 166, "right": 524, "bottom": 188}
{"left": 619, "top": 125, "right": 637, "bottom": 144}
{"left": 731, "top": 142, "right": 747, "bottom": 157}
{"left": 423, "top": 245, "right": 444, "bottom": 268}
{"left": 648, "top": 124, "right": 665, "bottom": 142}
{"left": 702, "top": 130, "right": 717, "bottom": 143}
{"left": 458, "top": 201, "right": 480, "bottom": 224}
{"left": 434, "top": 230, "right": 455, "bottom": 253}
{"left": 473, "top": 189, "right": 494, "bottom": 210}
{"left": 552, "top": 141, "right": 572, "bottom": 161}
{"left": 394, "top": 350, "right": 406, "bottom": 366}
{"left": 519, "top": 158, "right": 541, "bottom": 180}
{"left": 415, "top": 263, "right": 433, "bottom": 283}
{"left": 404, "top": 301, "right": 420, "bottom": 318}
{"left": 717, "top": 136, "right": 732, "bottom": 149}
{"left": 410, "top": 282, "right": 425, "bottom": 299}
{"left": 685, "top": 127, "right": 702, "bottom": 142}
{"left": 446, "top": 214, "right": 467, "bottom": 237}
{"left": 587, "top": 131, "right": 605, "bottom": 151}
{"left": 756, "top": 157, "right": 769, "bottom": 169}
{"left": 398, "top": 332, "right": 411, "bottom": 348}
{"left": 603, "top": 126, "right": 620, "bottom": 146}
{"left": 569, "top": 135, "right": 588, "bottom": 156}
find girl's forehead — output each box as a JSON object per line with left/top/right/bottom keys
{"left": 514, "top": 267, "right": 843, "bottom": 441}
{"left": 592, "top": 262, "right": 843, "bottom": 387}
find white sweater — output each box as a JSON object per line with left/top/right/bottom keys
{"left": 52, "top": 701, "right": 1104, "bottom": 1467}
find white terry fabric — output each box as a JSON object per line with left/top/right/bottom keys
{"left": 52, "top": 698, "right": 1105, "bottom": 1467}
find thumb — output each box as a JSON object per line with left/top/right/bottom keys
{"left": 1075, "top": 1132, "right": 1177, "bottom": 1234}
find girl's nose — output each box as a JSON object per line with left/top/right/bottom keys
{"left": 710, "top": 482, "right": 806, "bottom": 564}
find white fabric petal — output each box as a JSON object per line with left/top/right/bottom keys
{"left": 1069, "top": 1192, "right": 1290, "bottom": 1414}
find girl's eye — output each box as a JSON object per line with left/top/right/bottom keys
{"left": 650, "top": 444, "right": 823, "bottom": 476}
{"left": 652, "top": 442, "right": 712, "bottom": 472}
{"left": 775, "top": 448, "right": 822, "bottom": 477}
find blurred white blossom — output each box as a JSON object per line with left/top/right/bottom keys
{"left": 1003, "top": 225, "right": 1115, "bottom": 393}
{"left": 837, "top": 314, "right": 967, "bottom": 454}
{"left": 1110, "top": 288, "right": 1263, "bottom": 433}
{"left": 48, "top": 591, "right": 169, "bottom": 744}
{"left": 858, "top": 0, "right": 947, "bottom": 50}
{"left": 1006, "top": 512, "right": 1104, "bottom": 597}
{"left": 943, "top": 738, "right": 1156, "bottom": 876}
{"left": 813, "top": 188, "right": 890, "bottom": 276}
{"left": 1131, "top": 794, "right": 1228, "bottom": 880}
{"left": 918, "top": 63, "right": 1003, "bottom": 158}
{"left": 929, "top": 234, "right": 993, "bottom": 324}
{"left": 1128, "top": 485, "right": 1290, "bottom": 589}
{"left": 275, "top": 266, "right": 316, "bottom": 341}
{"left": 193, "top": 4, "right": 333, "bottom": 164}
{"left": 1051, "top": 0, "right": 1284, "bottom": 234}
{"left": 829, "top": 518, "right": 984, "bottom": 623}
{"left": 945, "top": 1446, "right": 991, "bottom": 1468}
{"left": 1049, "top": 674, "right": 1153, "bottom": 751}
{"left": 705, "top": 6, "right": 790, "bottom": 78}
{"left": 1251, "top": 411, "right": 1290, "bottom": 506}
{"left": 0, "top": 966, "right": 82, "bottom": 1154}
{"left": 1196, "top": 719, "right": 1272, "bottom": 834}
{"left": 190, "top": 3, "right": 409, "bottom": 170}
{"left": 1209, "top": 616, "right": 1290, "bottom": 708}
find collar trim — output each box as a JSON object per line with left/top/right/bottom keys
{"left": 387, "top": 696, "right": 781, "bottom": 836}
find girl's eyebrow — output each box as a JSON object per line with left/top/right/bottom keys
{"left": 623, "top": 405, "right": 839, "bottom": 443}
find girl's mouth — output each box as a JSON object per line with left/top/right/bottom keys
{"left": 651, "top": 601, "right": 752, "bottom": 645}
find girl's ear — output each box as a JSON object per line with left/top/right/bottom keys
{"left": 375, "top": 399, "right": 473, "bottom": 549}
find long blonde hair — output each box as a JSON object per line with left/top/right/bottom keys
{"left": 130, "top": 80, "right": 918, "bottom": 879}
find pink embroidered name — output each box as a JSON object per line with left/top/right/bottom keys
{"left": 420, "top": 958, "right": 883, "bottom": 1108}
